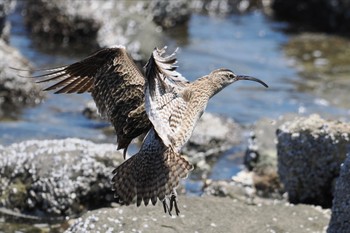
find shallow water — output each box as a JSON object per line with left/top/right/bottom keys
{"left": 2, "top": 10, "right": 350, "bottom": 170}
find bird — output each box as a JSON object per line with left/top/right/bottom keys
{"left": 27, "top": 45, "right": 268, "bottom": 215}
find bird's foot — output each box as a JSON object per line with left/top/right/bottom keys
{"left": 162, "top": 193, "right": 180, "bottom": 216}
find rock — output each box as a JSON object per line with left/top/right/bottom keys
{"left": 23, "top": 0, "right": 190, "bottom": 57}
{"left": 204, "top": 170, "right": 284, "bottom": 204}
{"left": 190, "top": 0, "right": 269, "bottom": 15}
{"left": 0, "top": 0, "right": 15, "bottom": 42}
{"left": 277, "top": 114, "right": 350, "bottom": 207}
{"left": 203, "top": 171, "right": 256, "bottom": 203}
{"left": 0, "top": 39, "right": 44, "bottom": 119}
{"left": 82, "top": 100, "right": 102, "bottom": 121}
{"left": 328, "top": 153, "right": 350, "bottom": 232}
{"left": 181, "top": 112, "right": 243, "bottom": 166}
{"left": 244, "top": 115, "right": 297, "bottom": 172}
{"left": 147, "top": 0, "right": 190, "bottom": 29}
{"left": 0, "top": 138, "right": 123, "bottom": 218}
{"left": 65, "top": 195, "right": 330, "bottom": 233}
{"left": 23, "top": 0, "right": 102, "bottom": 52}
{"left": 0, "top": 1, "right": 41, "bottom": 118}
{"left": 244, "top": 115, "right": 297, "bottom": 197}
{"left": 272, "top": 0, "right": 350, "bottom": 34}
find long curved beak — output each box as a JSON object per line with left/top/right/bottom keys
{"left": 236, "top": 75, "right": 268, "bottom": 88}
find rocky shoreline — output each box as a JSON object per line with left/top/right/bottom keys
{"left": 1, "top": 114, "right": 350, "bottom": 232}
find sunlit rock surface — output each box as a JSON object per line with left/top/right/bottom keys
{"left": 328, "top": 153, "right": 350, "bottom": 233}
{"left": 277, "top": 114, "right": 350, "bottom": 207}
{"left": 65, "top": 196, "right": 329, "bottom": 233}
{"left": 0, "top": 138, "right": 123, "bottom": 218}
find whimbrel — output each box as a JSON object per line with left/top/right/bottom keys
{"left": 30, "top": 46, "right": 268, "bottom": 215}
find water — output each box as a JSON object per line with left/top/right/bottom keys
{"left": 2, "top": 10, "right": 350, "bottom": 168}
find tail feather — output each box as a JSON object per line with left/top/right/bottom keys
{"left": 111, "top": 147, "right": 193, "bottom": 212}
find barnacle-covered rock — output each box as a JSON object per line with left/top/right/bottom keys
{"left": 277, "top": 114, "right": 350, "bottom": 207}
{"left": 328, "top": 153, "right": 350, "bottom": 232}
{"left": 0, "top": 138, "right": 123, "bottom": 218}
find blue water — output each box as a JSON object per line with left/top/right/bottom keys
{"left": 2, "top": 10, "right": 350, "bottom": 183}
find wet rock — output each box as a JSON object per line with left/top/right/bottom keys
{"left": 65, "top": 195, "right": 329, "bottom": 233}
{"left": 23, "top": 0, "right": 189, "bottom": 57}
{"left": 0, "top": 138, "right": 123, "bottom": 218}
{"left": 0, "top": 39, "right": 44, "bottom": 119}
{"left": 328, "top": 153, "right": 350, "bottom": 232}
{"left": 277, "top": 114, "right": 350, "bottom": 207}
{"left": 272, "top": 0, "right": 350, "bottom": 34}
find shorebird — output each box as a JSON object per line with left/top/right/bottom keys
{"left": 28, "top": 46, "right": 268, "bottom": 215}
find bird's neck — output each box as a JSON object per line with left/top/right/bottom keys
{"left": 195, "top": 75, "right": 229, "bottom": 99}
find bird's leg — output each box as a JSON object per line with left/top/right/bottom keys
{"left": 162, "top": 191, "right": 180, "bottom": 216}
{"left": 169, "top": 193, "right": 180, "bottom": 216}
{"left": 162, "top": 199, "right": 170, "bottom": 215}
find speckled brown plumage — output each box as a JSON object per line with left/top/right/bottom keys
{"left": 33, "top": 46, "right": 151, "bottom": 157}
{"left": 144, "top": 51, "right": 268, "bottom": 153}
{"left": 111, "top": 128, "right": 193, "bottom": 215}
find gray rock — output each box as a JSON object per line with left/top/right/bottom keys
{"left": 245, "top": 114, "right": 297, "bottom": 172}
{"left": 0, "top": 39, "right": 44, "bottom": 118}
{"left": 147, "top": 0, "right": 190, "bottom": 29}
{"left": 328, "top": 153, "right": 350, "bottom": 233}
{"left": 65, "top": 195, "right": 330, "bottom": 233}
{"left": 0, "top": 138, "right": 123, "bottom": 218}
{"left": 277, "top": 114, "right": 350, "bottom": 207}
{"left": 272, "top": 0, "right": 350, "bottom": 33}
{"left": 203, "top": 171, "right": 257, "bottom": 203}
{"left": 244, "top": 115, "right": 297, "bottom": 197}
{"left": 204, "top": 170, "right": 284, "bottom": 204}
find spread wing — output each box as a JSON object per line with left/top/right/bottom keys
{"left": 144, "top": 47, "right": 191, "bottom": 150}
{"left": 33, "top": 46, "right": 152, "bottom": 157}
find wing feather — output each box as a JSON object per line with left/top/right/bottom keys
{"left": 144, "top": 47, "right": 189, "bottom": 149}
{"left": 33, "top": 46, "right": 152, "bottom": 155}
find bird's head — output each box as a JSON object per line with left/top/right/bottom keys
{"left": 209, "top": 68, "right": 268, "bottom": 89}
